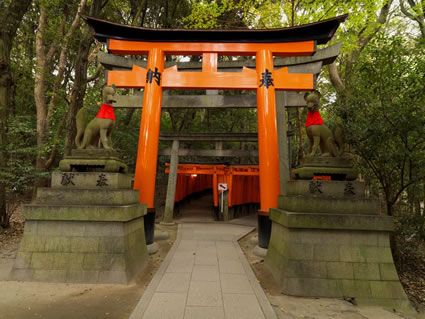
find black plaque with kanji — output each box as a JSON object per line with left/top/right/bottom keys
{"left": 146, "top": 67, "right": 161, "bottom": 85}
{"left": 259, "top": 69, "right": 274, "bottom": 88}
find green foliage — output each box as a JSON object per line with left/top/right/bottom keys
{"left": 111, "top": 108, "right": 142, "bottom": 169}
{"left": 2, "top": 116, "right": 47, "bottom": 194}
{"left": 336, "top": 35, "right": 425, "bottom": 215}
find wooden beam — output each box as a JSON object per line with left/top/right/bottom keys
{"left": 159, "top": 132, "right": 258, "bottom": 142}
{"left": 107, "top": 64, "right": 314, "bottom": 90}
{"left": 158, "top": 148, "right": 258, "bottom": 157}
{"left": 98, "top": 43, "right": 341, "bottom": 71}
{"left": 112, "top": 92, "right": 307, "bottom": 108}
{"left": 113, "top": 94, "right": 256, "bottom": 108}
{"left": 108, "top": 39, "right": 316, "bottom": 57}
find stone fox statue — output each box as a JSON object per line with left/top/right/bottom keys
{"left": 75, "top": 85, "right": 117, "bottom": 150}
{"left": 304, "top": 90, "right": 343, "bottom": 157}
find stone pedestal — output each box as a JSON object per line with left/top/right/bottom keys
{"left": 292, "top": 157, "right": 358, "bottom": 180}
{"left": 265, "top": 178, "right": 412, "bottom": 312}
{"left": 10, "top": 151, "right": 148, "bottom": 284}
{"left": 59, "top": 149, "right": 128, "bottom": 173}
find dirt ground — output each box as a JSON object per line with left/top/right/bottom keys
{"left": 0, "top": 212, "right": 177, "bottom": 319}
{"left": 238, "top": 230, "right": 425, "bottom": 319}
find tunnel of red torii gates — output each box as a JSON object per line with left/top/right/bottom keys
{"left": 165, "top": 163, "right": 260, "bottom": 207}
{"left": 83, "top": 14, "right": 347, "bottom": 246}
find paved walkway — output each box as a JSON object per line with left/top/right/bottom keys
{"left": 175, "top": 193, "right": 216, "bottom": 223}
{"left": 130, "top": 223, "right": 277, "bottom": 319}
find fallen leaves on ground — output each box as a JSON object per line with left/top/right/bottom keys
{"left": 0, "top": 205, "right": 25, "bottom": 250}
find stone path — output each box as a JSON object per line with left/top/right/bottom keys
{"left": 130, "top": 223, "right": 277, "bottom": 319}
{"left": 175, "top": 193, "right": 216, "bottom": 223}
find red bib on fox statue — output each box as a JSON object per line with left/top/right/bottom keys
{"left": 305, "top": 110, "right": 324, "bottom": 127}
{"left": 96, "top": 104, "right": 116, "bottom": 121}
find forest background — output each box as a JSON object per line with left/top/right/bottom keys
{"left": 0, "top": 0, "right": 424, "bottom": 308}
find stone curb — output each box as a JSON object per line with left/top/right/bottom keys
{"left": 129, "top": 224, "right": 183, "bottom": 319}
{"left": 233, "top": 228, "right": 278, "bottom": 319}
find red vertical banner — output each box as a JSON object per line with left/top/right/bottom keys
{"left": 133, "top": 48, "right": 165, "bottom": 208}
{"left": 256, "top": 49, "right": 280, "bottom": 213}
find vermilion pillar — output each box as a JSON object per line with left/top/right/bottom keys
{"left": 134, "top": 48, "right": 164, "bottom": 206}
{"left": 133, "top": 48, "right": 164, "bottom": 244}
{"left": 256, "top": 49, "right": 280, "bottom": 248}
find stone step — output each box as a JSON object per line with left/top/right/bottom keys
{"left": 270, "top": 208, "right": 393, "bottom": 231}
{"left": 285, "top": 180, "right": 365, "bottom": 199}
{"left": 35, "top": 188, "right": 139, "bottom": 206}
{"left": 23, "top": 203, "right": 146, "bottom": 222}
{"left": 51, "top": 171, "right": 132, "bottom": 189}
{"left": 278, "top": 195, "right": 380, "bottom": 215}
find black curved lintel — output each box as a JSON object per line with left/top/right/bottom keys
{"left": 82, "top": 14, "right": 348, "bottom": 45}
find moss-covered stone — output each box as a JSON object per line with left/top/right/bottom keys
{"left": 326, "top": 262, "right": 354, "bottom": 279}
{"left": 13, "top": 252, "right": 32, "bottom": 269}
{"left": 98, "top": 236, "right": 126, "bottom": 253}
{"left": 379, "top": 263, "right": 400, "bottom": 281}
{"left": 353, "top": 263, "right": 380, "bottom": 280}
{"left": 286, "top": 261, "right": 327, "bottom": 278}
{"left": 33, "top": 269, "right": 67, "bottom": 282}
{"left": 292, "top": 166, "right": 358, "bottom": 180}
{"left": 285, "top": 180, "right": 365, "bottom": 198}
{"left": 23, "top": 203, "right": 146, "bottom": 222}
{"left": 270, "top": 209, "right": 394, "bottom": 232}
{"left": 59, "top": 158, "right": 128, "bottom": 173}
{"left": 83, "top": 253, "right": 125, "bottom": 271}
{"left": 44, "top": 236, "right": 73, "bottom": 252}
{"left": 266, "top": 199, "right": 410, "bottom": 312}
{"left": 278, "top": 195, "right": 379, "bottom": 215}
{"left": 340, "top": 280, "right": 372, "bottom": 297}
{"left": 53, "top": 253, "right": 84, "bottom": 270}
{"left": 313, "top": 245, "right": 340, "bottom": 261}
{"left": 11, "top": 165, "right": 148, "bottom": 285}
{"left": 69, "top": 149, "right": 119, "bottom": 158}
{"left": 35, "top": 188, "right": 139, "bottom": 206}
{"left": 51, "top": 171, "right": 132, "bottom": 189}
{"left": 370, "top": 281, "right": 407, "bottom": 299}
{"left": 31, "top": 253, "right": 55, "bottom": 270}
{"left": 288, "top": 243, "right": 314, "bottom": 260}
{"left": 70, "top": 237, "right": 100, "bottom": 253}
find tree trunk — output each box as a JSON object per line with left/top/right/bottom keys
{"left": 0, "top": 37, "right": 11, "bottom": 228}
{"left": 0, "top": 0, "right": 33, "bottom": 228}
{"left": 64, "top": 0, "right": 103, "bottom": 156}
{"left": 33, "top": 2, "right": 86, "bottom": 190}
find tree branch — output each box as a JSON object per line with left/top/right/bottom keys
{"left": 4, "top": 0, "right": 33, "bottom": 40}
{"left": 46, "top": 21, "right": 65, "bottom": 65}
{"left": 400, "top": 0, "right": 416, "bottom": 20}
{"left": 347, "top": 0, "right": 394, "bottom": 69}
{"left": 400, "top": 0, "right": 425, "bottom": 39}
{"left": 47, "top": 0, "right": 87, "bottom": 124}
{"left": 327, "top": 62, "right": 347, "bottom": 94}
{"left": 86, "top": 64, "right": 103, "bottom": 83}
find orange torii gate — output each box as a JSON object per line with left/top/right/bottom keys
{"left": 108, "top": 42, "right": 313, "bottom": 211}
{"left": 83, "top": 15, "right": 347, "bottom": 245}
